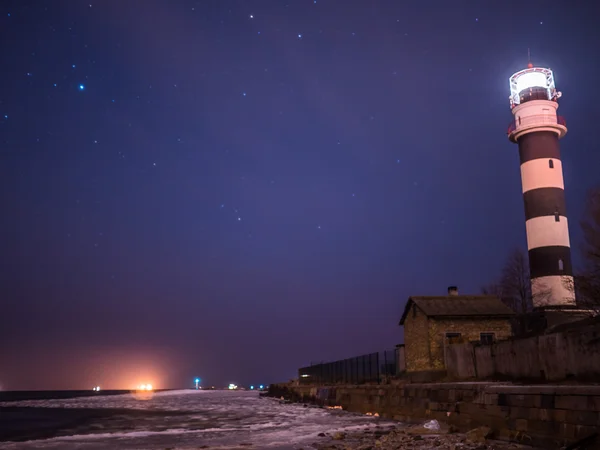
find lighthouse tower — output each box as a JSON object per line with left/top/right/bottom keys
{"left": 507, "top": 61, "right": 575, "bottom": 309}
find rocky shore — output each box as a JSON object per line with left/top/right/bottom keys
{"left": 309, "top": 422, "right": 543, "bottom": 450}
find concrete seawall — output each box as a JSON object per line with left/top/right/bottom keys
{"left": 268, "top": 382, "right": 600, "bottom": 449}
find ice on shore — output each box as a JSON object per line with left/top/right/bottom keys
{"left": 0, "top": 390, "right": 394, "bottom": 449}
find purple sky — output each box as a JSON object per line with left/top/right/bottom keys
{"left": 1, "top": 0, "right": 599, "bottom": 390}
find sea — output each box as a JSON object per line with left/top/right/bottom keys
{"left": 0, "top": 389, "right": 393, "bottom": 449}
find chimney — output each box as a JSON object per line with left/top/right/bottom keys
{"left": 448, "top": 286, "right": 459, "bottom": 296}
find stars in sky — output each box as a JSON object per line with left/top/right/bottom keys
{"left": 2, "top": 0, "right": 600, "bottom": 393}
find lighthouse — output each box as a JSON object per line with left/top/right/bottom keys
{"left": 507, "top": 61, "right": 575, "bottom": 309}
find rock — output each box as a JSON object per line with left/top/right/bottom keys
{"left": 333, "top": 432, "right": 346, "bottom": 440}
{"left": 413, "top": 435, "right": 423, "bottom": 441}
{"left": 318, "top": 433, "right": 326, "bottom": 437}
{"left": 465, "top": 426, "right": 491, "bottom": 444}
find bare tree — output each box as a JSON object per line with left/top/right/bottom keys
{"left": 564, "top": 187, "right": 600, "bottom": 310}
{"left": 482, "top": 248, "right": 532, "bottom": 313}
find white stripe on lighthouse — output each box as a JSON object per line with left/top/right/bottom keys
{"left": 520, "top": 158, "right": 564, "bottom": 193}
{"left": 525, "top": 216, "right": 571, "bottom": 250}
{"left": 531, "top": 275, "right": 576, "bottom": 307}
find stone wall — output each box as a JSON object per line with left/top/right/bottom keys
{"left": 445, "top": 318, "right": 600, "bottom": 381}
{"left": 269, "top": 381, "right": 600, "bottom": 449}
{"left": 429, "top": 318, "right": 512, "bottom": 370}
{"left": 403, "top": 307, "right": 513, "bottom": 372}
{"left": 403, "top": 304, "right": 431, "bottom": 371}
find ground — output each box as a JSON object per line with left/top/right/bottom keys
{"left": 310, "top": 422, "right": 542, "bottom": 450}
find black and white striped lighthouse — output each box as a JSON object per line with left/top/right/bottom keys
{"left": 507, "top": 61, "right": 575, "bottom": 309}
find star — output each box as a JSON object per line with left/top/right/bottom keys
{"left": 79, "top": 84, "right": 85, "bottom": 91}
{"left": 237, "top": 217, "right": 242, "bottom": 221}
{"left": 297, "top": 34, "right": 302, "bottom": 39}
{"left": 249, "top": 14, "right": 254, "bottom": 19}
{"left": 242, "top": 92, "right": 247, "bottom": 96}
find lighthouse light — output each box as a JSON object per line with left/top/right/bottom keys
{"left": 515, "top": 71, "right": 547, "bottom": 93}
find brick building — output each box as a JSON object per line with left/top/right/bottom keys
{"left": 399, "top": 286, "right": 515, "bottom": 372}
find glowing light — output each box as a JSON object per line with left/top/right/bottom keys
{"left": 228, "top": 383, "right": 238, "bottom": 390}
{"left": 92, "top": 386, "right": 101, "bottom": 391}
{"left": 509, "top": 67, "right": 557, "bottom": 106}
{"left": 259, "top": 385, "right": 264, "bottom": 389}
{"left": 137, "top": 383, "right": 154, "bottom": 391}
{"left": 79, "top": 84, "right": 85, "bottom": 91}
{"left": 250, "top": 385, "right": 254, "bottom": 390}
{"left": 515, "top": 71, "right": 547, "bottom": 93}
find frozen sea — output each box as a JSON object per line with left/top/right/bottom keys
{"left": 0, "top": 389, "right": 393, "bottom": 449}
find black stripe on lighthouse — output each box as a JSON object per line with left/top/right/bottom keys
{"left": 528, "top": 246, "right": 573, "bottom": 278}
{"left": 518, "top": 131, "right": 561, "bottom": 163}
{"left": 523, "top": 188, "right": 567, "bottom": 220}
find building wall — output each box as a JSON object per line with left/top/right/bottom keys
{"left": 445, "top": 319, "right": 600, "bottom": 382}
{"left": 403, "top": 304, "right": 431, "bottom": 372}
{"left": 427, "top": 318, "right": 513, "bottom": 370}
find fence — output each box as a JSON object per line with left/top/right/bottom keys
{"left": 298, "top": 350, "right": 397, "bottom": 385}
{"left": 445, "top": 317, "right": 600, "bottom": 382}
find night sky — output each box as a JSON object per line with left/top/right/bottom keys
{"left": 1, "top": 1, "right": 599, "bottom": 390}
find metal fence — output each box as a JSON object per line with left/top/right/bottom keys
{"left": 298, "top": 350, "right": 397, "bottom": 385}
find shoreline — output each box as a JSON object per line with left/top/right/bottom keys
{"left": 310, "top": 422, "right": 544, "bottom": 450}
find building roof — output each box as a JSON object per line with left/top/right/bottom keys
{"left": 399, "top": 295, "right": 515, "bottom": 325}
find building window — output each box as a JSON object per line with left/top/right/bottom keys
{"left": 558, "top": 259, "right": 564, "bottom": 271}
{"left": 480, "top": 333, "right": 495, "bottom": 345}
{"left": 555, "top": 210, "right": 560, "bottom": 222}
{"left": 549, "top": 159, "right": 554, "bottom": 168}
{"left": 446, "top": 332, "right": 461, "bottom": 342}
